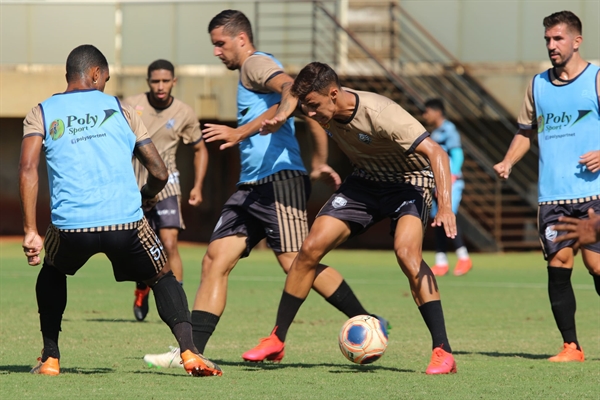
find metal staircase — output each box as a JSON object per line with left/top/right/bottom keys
{"left": 255, "top": 1, "right": 540, "bottom": 251}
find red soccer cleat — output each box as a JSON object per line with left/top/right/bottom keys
{"left": 453, "top": 258, "right": 473, "bottom": 276}
{"left": 426, "top": 347, "right": 457, "bottom": 375}
{"left": 548, "top": 343, "right": 584, "bottom": 362}
{"left": 242, "top": 328, "right": 285, "bottom": 362}
{"left": 133, "top": 286, "right": 151, "bottom": 321}
{"left": 430, "top": 264, "right": 449, "bottom": 277}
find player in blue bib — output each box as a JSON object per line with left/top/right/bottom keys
{"left": 495, "top": 11, "right": 600, "bottom": 363}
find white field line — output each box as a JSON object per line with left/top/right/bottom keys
{"left": 228, "top": 275, "right": 595, "bottom": 291}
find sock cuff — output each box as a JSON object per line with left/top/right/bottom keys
{"left": 191, "top": 310, "right": 220, "bottom": 326}
{"left": 418, "top": 299, "right": 442, "bottom": 312}
{"left": 548, "top": 266, "right": 573, "bottom": 280}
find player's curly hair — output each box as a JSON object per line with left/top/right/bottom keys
{"left": 208, "top": 10, "right": 253, "bottom": 45}
{"left": 543, "top": 11, "right": 582, "bottom": 35}
{"left": 291, "top": 62, "right": 341, "bottom": 101}
{"left": 66, "top": 45, "right": 108, "bottom": 82}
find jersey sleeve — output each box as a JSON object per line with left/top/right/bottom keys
{"left": 444, "top": 122, "right": 462, "bottom": 150}
{"left": 180, "top": 106, "right": 202, "bottom": 145}
{"left": 377, "top": 103, "right": 428, "bottom": 152}
{"left": 240, "top": 55, "right": 284, "bottom": 92}
{"left": 517, "top": 78, "right": 536, "bottom": 130}
{"left": 121, "top": 103, "right": 151, "bottom": 144}
{"left": 23, "top": 105, "right": 45, "bottom": 138}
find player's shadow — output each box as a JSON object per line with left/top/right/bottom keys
{"left": 84, "top": 318, "right": 162, "bottom": 324}
{"left": 453, "top": 350, "right": 551, "bottom": 360}
{"left": 0, "top": 365, "right": 113, "bottom": 374}
{"left": 213, "top": 359, "right": 413, "bottom": 373}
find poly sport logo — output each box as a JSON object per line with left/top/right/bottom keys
{"left": 49, "top": 119, "right": 65, "bottom": 140}
{"left": 332, "top": 196, "right": 347, "bottom": 209}
{"left": 545, "top": 226, "right": 557, "bottom": 241}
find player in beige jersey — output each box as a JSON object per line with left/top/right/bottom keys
{"left": 124, "top": 59, "right": 208, "bottom": 321}
{"left": 246, "top": 62, "right": 458, "bottom": 374}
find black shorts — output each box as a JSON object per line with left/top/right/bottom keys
{"left": 145, "top": 195, "right": 185, "bottom": 231}
{"left": 210, "top": 175, "right": 310, "bottom": 257}
{"left": 317, "top": 176, "right": 432, "bottom": 238}
{"left": 42, "top": 218, "right": 167, "bottom": 282}
{"left": 539, "top": 200, "right": 600, "bottom": 260}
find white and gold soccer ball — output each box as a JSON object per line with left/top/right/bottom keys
{"left": 338, "top": 315, "right": 388, "bottom": 364}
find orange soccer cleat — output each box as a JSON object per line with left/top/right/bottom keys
{"left": 425, "top": 346, "right": 457, "bottom": 375}
{"left": 180, "top": 350, "right": 223, "bottom": 376}
{"left": 30, "top": 353, "right": 60, "bottom": 376}
{"left": 430, "top": 264, "right": 449, "bottom": 277}
{"left": 133, "top": 286, "right": 151, "bottom": 321}
{"left": 242, "top": 329, "right": 285, "bottom": 362}
{"left": 548, "top": 343, "right": 584, "bottom": 362}
{"left": 453, "top": 258, "right": 473, "bottom": 276}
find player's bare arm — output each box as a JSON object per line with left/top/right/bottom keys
{"left": 579, "top": 150, "right": 600, "bottom": 173}
{"left": 19, "top": 135, "right": 44, "bottom": 265}
{"left": 494, "top": 129, "right": 534, "bottom": 179}
{"left": 554, "top": 208, "right": 600, "bottom": 251}
{"left": 415, "top": 137, "right": 457, "bottom": 238}
{"left": 304, "top": 117, "right": 341, "bottom": 190}
{"left": 189, "top": 139, "right": 208, "bottom": 206}
{"left": 203, "top": 73, "right": 294, "bottom": 149}
{"left": 260, "top": 81, "right": 298, "bottom": 134}
{"left": 134, "top": 141, "right": 168, "bottom": 199}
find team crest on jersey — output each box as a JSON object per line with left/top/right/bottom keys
{"left": 358, "top": 133, "right": 371, "bottom": 144}
{"left": 545, "top": 226, "right": 557, "bottom": 241}
{"left": 537, "top": 115, "right": 544, "bottom": 134}
{"left": 166, "top": 119, "right": 176, "bottom": 129}
{"left": 49, "top": 119, "right": 65, "bottom": 140}
{"left": 135, "top": 105, "right": 144, "bottom": 116}
{"left": 332, "top": 196, "right": 347, "bottom": 209}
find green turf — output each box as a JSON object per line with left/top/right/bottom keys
{"left": 1, "top": 240, "right": 598, "bottom": 399}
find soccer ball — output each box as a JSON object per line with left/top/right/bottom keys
{"left": 338, "top": 315, "right": 388, "bottom": 364}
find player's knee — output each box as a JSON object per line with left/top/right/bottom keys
{"left": 586, "top": 263, "right": 600, "bottom": 275}
{"left": 297, "top": 239, "right": 325, "bottom": 266}
{"left": 200, "top": 251, "right": 231, "bottom": 279}
{"left": 394, "top": 245, "right": 420, "bottom": 268}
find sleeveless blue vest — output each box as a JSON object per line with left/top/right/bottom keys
{"left": 236, "top": 52, "right": 306, "bottom": 184}
{"left": 533, "top": 64, "right": 600, "bottom": 202}
{"left": 40, "top": 89, "right": 143, "bottom": 228}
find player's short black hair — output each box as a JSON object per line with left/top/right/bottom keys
{"left": 291, "top": 62, "right": 341, "bottom": 101}
{"left": 543, "top": 10, "right": 582, "bottom": 35}
{"left": 208, "top": 10, "right": 254, "bottom": 45}
{"left": 65, "top": 45, "right": 108, "bottom": 82}
{"left": 147, "top": 59, "right": 175, "bottom": 79}
{"left": 424, "top": 98, "right": 445, "bottom": 115}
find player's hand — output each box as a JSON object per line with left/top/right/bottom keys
{"left": 202, "top": 124, "right": 242, "bottom": 150}
{"left": 553, "top": 208, "right": 600, "bottom": 253}
{"left": 493, "top": 161, "right": 512, "bottom": 180}
{"left": 310, "top": 164, "right": 342, "bottom": 190}
{"left": 431, "top": 207, "right": 457, "bottom": 239}
{"left": 579, "top": 150, "right": 600, "bottom": 173}
{"left": 259, "top": 113, "right": 287, "bottom": 135}
{"left": 188, "top": 187, "right": 203, "bottom": 207}
{"left": 141, "top": 196, "right": 158, "bottom": 212}
{"left": 23, "top": 231, "right": 43, "bottom": 266}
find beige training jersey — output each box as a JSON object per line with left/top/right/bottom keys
{"left": 23, "top": 102, "right": 150, "bottom": 143}
{"left": 124, "top": 93, "right": 202, "bottom": 201}
{"left": 517, "top": 66, "right": 600, "bottom": 130}
{"left": 319, "top": 90, "right": 434, "bottom": 188}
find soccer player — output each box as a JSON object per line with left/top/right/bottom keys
{"left": 494, "top": 10, "right": 600, "bottom": 362}
{"left": 20, "top": 44, "right": 221, "bottom": 377}
{"left": 142, "top": 10, "right": 385, "bottom": 369}
{"left": 422, "top": 98, "right": 472, "bottom": 276}
{"left": 124, "top": 60, "right": 208, "bottom": 321}
{"left": 246, "top": 61, "right": 458, "bottom": 374}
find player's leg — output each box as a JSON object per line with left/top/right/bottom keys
{"left": 108, "top": 219, "right": 221, "bottom": 376}
{"left": 449, "top": 179, "right": 471, "bottom": 276}
{"left": 430, "top": 198, "right": 449, "bottom": 276}
{"left": 31, "top": 226, "right": 95, "bottom": 375}
{"left": 242, "top": 216, "right": 351, "bottom": 362}
{"left": 160, "top": 228, "right": 183, "bottom": 282}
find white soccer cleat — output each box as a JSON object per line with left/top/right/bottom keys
{"left": 143, "top": 346, "right": 183, "bottom": 369}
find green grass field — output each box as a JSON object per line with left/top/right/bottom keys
{"left": 1, "top": 239, "right": 598, "bottom": 399}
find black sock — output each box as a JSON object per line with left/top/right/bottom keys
{"left": 172, "top": 322, "right": 197, "bottom": 354}
{"left": 434, "top": 226, "right": 448, "bottom": 254}
{"left": 418, "top": 300, "right": 452, "bottom": 352}
{"left": 191, "top": 311, "right": 220, "bottom": 354}
{"left": 592, "top": 273, "right": 600, "bottom": 296}
{"left": 548, "top": 266, "right": 579, "bottom": 348}
{"left": 150, "top": 271, "right": 191, "bottom": 329}
{"left": 136, "top": 282, "right": 148, "bottom": 290}
{"left": 325, "top": 280, "right": 369, "bottom": 318}
{"left": 450, "top": 226, "right": 465, "bottom": 250}
{"left": 36, "top": 264, "right": 67, "bottom": 361}
{"left": 274, "top": 291, "right": 305, "bottom": 342}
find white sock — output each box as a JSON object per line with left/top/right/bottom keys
{"left": 435, "top": 252, "right": 448, "bottom": 266}
{"left": 456, "top": 246, "right": 469, "bottom": 260}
